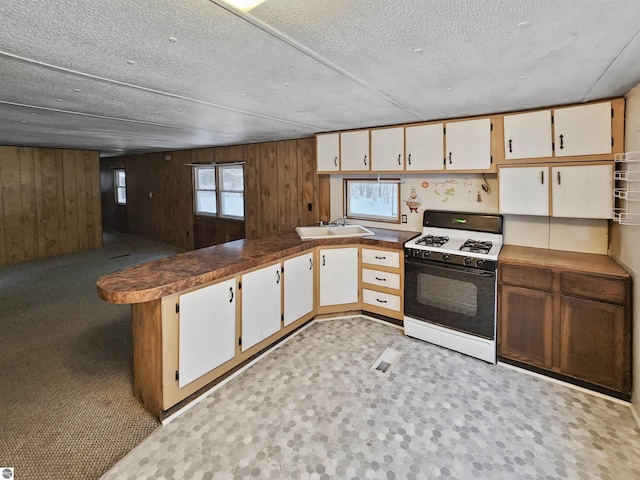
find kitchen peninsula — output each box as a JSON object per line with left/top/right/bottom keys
{"left": 97, "top": 228, "right": 417, "bottom": 418}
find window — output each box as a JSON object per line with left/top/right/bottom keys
{"left": 194, "top": 164, "right": 244, "bottom": 219}
{"left": 345, "top": 179, "right": 400, "bottom": 223}
{"left": 114, "top": 168, "right": 126, "bottom": 205}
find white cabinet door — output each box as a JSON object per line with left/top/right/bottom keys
{"left": 370, "top": 127, "right": 404, "bottom": 171}
{"left": 340, "top": 130, "right": 370, "bottom": 171}
{"left": 554, "top": 102, "right": 612, "bottom": 157}
{"left": 503, "top": 110, "right": 553, "bottom": 160}
{"left": 319, "top": 247, "right": 359, "bottom": 306}
{"left": 316, "top": 133, "right": 340, "bottom": 172}
{"left": 551, "top": 165, "right": 613, "bottom": 219}
{"left": 499, "top": 166, "right": 550, "bottom": 216}
{"left": 241, "top": 263, "right": 282, "bottom": 352}
{"left": 283, "top": 252, "right": 314, "bottom": 326}
{"left": 405, "top": 123, "right": 444, "bottom": 171}
{"left": 445, "top": 118, "right": 492, "bottom": 170}
{"left": 178, "top": 279, "right": 236, "bottom": 388}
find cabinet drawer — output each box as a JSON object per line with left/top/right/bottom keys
{"left": 363, "top": 289, "right": 401, "bottom": 312}
{"left": 500, "top": 263, "right": 553, "bottom": 291}
{"left": 362, "top": 268, "right": 400, "bottom": 290}
{"left": 561, "top": 273, "right": 627, "bottom": 305}
{"left": 361, "top": 248, "right": 400, "bottom": 268}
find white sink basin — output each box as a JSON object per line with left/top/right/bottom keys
{"left": 295, "top": 224, "right": 375, "bottom": 240}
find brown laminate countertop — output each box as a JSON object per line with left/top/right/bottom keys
{"left": 97, "top": 228, "right": 419, "bottom": 304}
{"left": 499, "top": 245, "right": 630, "bottom": 278}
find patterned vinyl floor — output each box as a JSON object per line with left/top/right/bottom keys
{"left": 102, "top": 317, "right": 640, "bottom": 480}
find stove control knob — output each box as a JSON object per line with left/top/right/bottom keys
{"left": 412, "top": 249, "right": 420, "bottom": 257}
{"left": 476, "top": 259, "right": 485, "bottom": 268}
{"left": 421, "top": 250, "right": 430, "bottom": 259}
{"left": 463, "top": 257, "right": 472, "bottom": 266}
{"left": 442, "top": 253, "right": 450, "bottom": 261}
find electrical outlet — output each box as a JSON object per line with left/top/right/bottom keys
{"left": 307, "top": 203, "right": 312, "bottom": 212}
{"left": 401, "top": 214, "right": 407, "bottom": 223}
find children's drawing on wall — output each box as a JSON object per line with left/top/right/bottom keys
{"left": 404, "top": 186, "right": 422, "bottom": 212}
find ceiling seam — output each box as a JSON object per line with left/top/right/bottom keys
{"left": 583, "top": 28, "right": 640, "bottom": 101}
{"left": 0, "top": 50, "right": 321, "bottom": 131}
{"left": 209, "top": 0, "right": 424, "bottom": 121}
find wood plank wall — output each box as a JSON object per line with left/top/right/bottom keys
{"left": 0, "top": 146, "right": 102, "bottom": 265}
{"left": 101, "top": 137, "right": 330, "bottom": 249}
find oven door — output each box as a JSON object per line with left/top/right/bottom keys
{"left": 404, "top": 257, "right": 496, "bottom": 339}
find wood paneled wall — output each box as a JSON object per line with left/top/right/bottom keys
{"left": 0, "top": 146, "right": 102, "bottom": 265}
{"left": 101, "top": 137, "right": 330, "bottom": 249}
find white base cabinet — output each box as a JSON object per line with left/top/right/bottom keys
{"left": 241, "top": 263, "right": 282, "bottom": 351}
{"left": 319, "top": 247, "right": 359, "bottom": 306}
{"left": 178, "top": 279, "right": 236, "bottom": 388}
{"left": 283, "top": 252, "right": 314, "bottom": 326}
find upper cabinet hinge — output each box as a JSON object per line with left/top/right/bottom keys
{"left": 612, "top": 137, "right": 614, "bottom": 147}
{"left": 281, "top": 314, "right": 284, "bottom": 322}
{"left": 443, "top": 127, "right": 446, "bottom": 135}
{"left": 490, "top": 123, "right": 493, "bottom": 131}
{"left": 175, "top": 370, "right": 179, "bottom": 381}
{"left": 175, "top": 303, "right": 180, "bottom": 314}
{"left": 238, "top": 337, "right": 242, "bottom": 346}
{"left": 611, "top": 108, "right": 614, "bottom": 118}
{"left": 490, "top": 156, "right": 493, "bottom": 164}
{"left": 552, "top": 142, "right": 555, "bottom": 151}
{"left": 551, "top": 115, "right": 554, "bottom": 124}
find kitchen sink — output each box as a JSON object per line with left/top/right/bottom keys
{"left": 295, "top": 224, "right": 375, "bottom": 239}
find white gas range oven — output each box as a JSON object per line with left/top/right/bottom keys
{"left": 403, "top": 210, "right": 503, "bottom": 363}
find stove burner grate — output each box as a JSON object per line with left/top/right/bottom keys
{"left": 415, "top": 234, "right": 449, "bottom": 247}
{"left": 460, "top": 239, "right": 492, "bottom": 254}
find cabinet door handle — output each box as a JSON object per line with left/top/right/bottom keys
{"left": 322, "top": 254, "right": 325, "bottom": 266}
{"left": 364, "top": 155, "right": 367, "bottom": 166}
{"left": 376, "top": 298, "right": 388, "bottom": 304}
{"left": 398, "top": 154, "right": 401, "bottom": 165}
{"left": 229, "top": 286, "right": 234, "bottom": 303}
{"left": 375, "top": 256, "right": 386, "bottom": 260}
{"left": 334, "top": 156, "right": 337, "bottom": 167}
{"left": 276, "top": 270, "right": 280, "bottom": 284}
{"left": 540, "top": 170, "right": 544, "bottom": 184}
{"left": 309, "top": 258, "right": 313, "bottom": 270}
{"left": 375, "top": 277, "right": 386, "bottom": 281}
{"left": 508, "top": 139, "right": 513, "bottom": 153}
{"left": 408, "top": 153, "right": 412, "bottom": 165}
{"left": 557, "top": 171, "right": 561, "bottom": 185}
{"left": 448, "top": 152, "right": 452, "bottom": 164}
{"left": 559, "top": 134, "right": 564, "bottom": 150}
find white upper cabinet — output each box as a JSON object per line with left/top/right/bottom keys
{"left": 370, "top": 127, "right": 404, "bottom": 171}
{"left": 499, "top": 166, "right": 550, "bottom": 216}
{"left": 316, "top": 133, "right": 340, "bottom": 172}
{"left": 405, "top": 123, "right": 444, "bottom": 171}
{"left": 551, "top": 164, "right": 613, "bottom": 219}
{"left": 445, "top": 118, "right": 492, "bottom": 170}
{"left": 503, "top": 110, "right": 553, "bottom": 160}
{"left": 340, "top": 130, "right": 370, "bottom": 171}
{"left": 553, "top": 102, "right": 612, "bottom": 157}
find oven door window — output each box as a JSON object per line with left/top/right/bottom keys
{"left": 417, "top": 273, "right": 477, "bottom": 317}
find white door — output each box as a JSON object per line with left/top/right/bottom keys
{"left": 554, "top": 102, "right": 612, "bottom": 157}
{"left": 405, "top": 123, "right": 444, "bottom": 171}
{"left": 370, "top": 127, "right": 404, "bottom": 171}
{"left": 445, "top": 118, "right": 492, "bottom": 170}
{"left": 340, "top": 130, "right": 370, "bottom": 171}
{"left": 316, "top": 133, "right": 340, "bottom": 172}
{"left": 241, "top": 263, "right": 282, "bottom": 351}
{"left": 178, "top": 279, "right": 236, "bottom": 388}
{"left": 499, "top": 166, "right": 550, "bottom": 216}
{"left": 319, "top": 247, "right": 359, "bottom": 306}
{"left": 503, "top": 110, "right": 553, "bottom": 160}
{"left": 551, "top": 165, "right": 613, "bottom": 219}
{"left": 283, "top": 252, "right": 314, "bottom": 326}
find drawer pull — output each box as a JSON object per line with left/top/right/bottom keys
{"left": 376, "top": 298, "right": 388, "bottom": 304}
{"left": 375, "top": 277, "right": 386, "bottom": 281}
{"left": 374, "top": 256, "right": 386, "bottom": 260}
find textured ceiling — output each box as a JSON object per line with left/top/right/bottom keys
{"left": 1, "top": 0, "right": 639, "bottom": 157}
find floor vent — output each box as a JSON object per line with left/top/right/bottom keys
{"left": 370, "top": 347, "right": 402, "bottom": 376}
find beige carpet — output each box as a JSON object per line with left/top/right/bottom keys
{"left": 0, "top": 231, "right": 184, "bottom": 480}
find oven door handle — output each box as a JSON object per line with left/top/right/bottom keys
{"left": 405, "top": 258, "right": 495, "bottom": 277}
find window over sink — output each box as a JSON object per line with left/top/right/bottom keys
{"left": 344, "top": 179, "right": 400, "bottom": 223}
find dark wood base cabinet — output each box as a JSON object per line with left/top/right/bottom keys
{"left": 498, "top": 246, "right": 632, "bottom": 400}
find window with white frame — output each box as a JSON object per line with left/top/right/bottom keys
{"left": 194, "top": 164, "right": 244, "bottom": 219}
{"left": 114, "top": 168, "right": 126, "bottom": 205}
{"left": 345, "top": 179, "right": 400, "bottom": 223}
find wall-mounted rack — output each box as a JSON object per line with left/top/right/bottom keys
{"left": 613, "top": 152, "right": 640, "bottom": 225}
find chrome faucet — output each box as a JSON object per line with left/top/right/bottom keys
{"left": 329, "top": 217, "right": 347, "bottom": 226}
